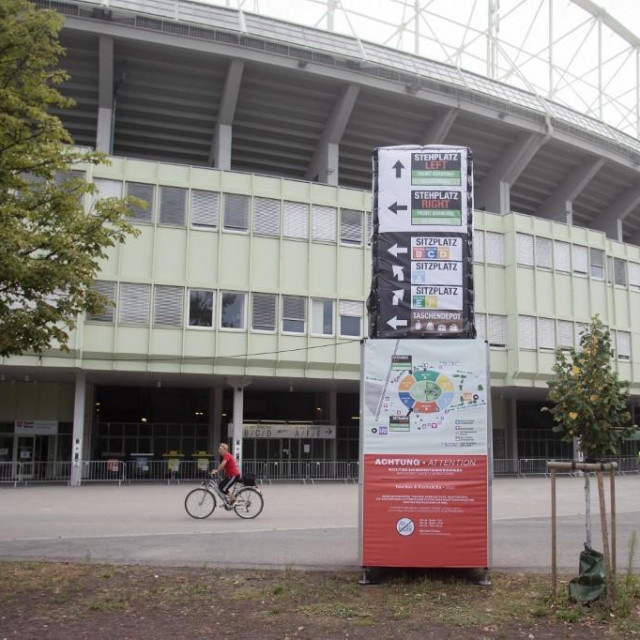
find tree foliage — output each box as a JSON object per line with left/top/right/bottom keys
{"left": 544, "top": 316, "right": 636, "bottom": 460}
{"left": 0, "top": 0, "right": 140, "bottom": 357}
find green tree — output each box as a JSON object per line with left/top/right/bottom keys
{"left": 0, "top": 0, "right": 140, "bottom": 357}
{"left": 544, "top": 316, "right": 635, "bottom": 460}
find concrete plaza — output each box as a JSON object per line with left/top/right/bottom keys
{"left": 0, "top": 476, "right": 638, "bottom": 573}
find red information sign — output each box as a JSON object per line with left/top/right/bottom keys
{"left": 362, "top": 453, "right": 488, "bottom": 568}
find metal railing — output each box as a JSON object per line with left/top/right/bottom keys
{"left": 0, "top": 457, "right": 637, "bottom": 486}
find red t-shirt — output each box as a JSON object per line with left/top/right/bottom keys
{"left": 222, "top": 452, "right": 240, "bottom": 477}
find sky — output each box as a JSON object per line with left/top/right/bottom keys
{"left": 599, "top": 0, "right": 640, "bottom": 36}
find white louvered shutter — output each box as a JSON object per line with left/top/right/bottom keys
{"left": 283, "top": 201, "right": 309, "bottom": 239}
{"left": 617, "top": 331, "right": 631, "bottom": 360}
{"left": 366, "top": 212, "right": 373, "bottom": 246}
{"left": 340, "top": 209, "right": 362, "bottom": 245}
{"left": 554, "top": 241, "right": 571, "bottom": 272}
{"left": 572, "top": 245, "right": 588, "bottom": 275}
{"left": 126, "top": 182, "right": 154, "bottom": 223}
{"left": 224, "top": 194, "right": 249, "bottom": 231}
{"left": 485, "top": 232, "right": 505, "bottom": 265}
{"left": 252, "top": 293, "right": 277, "bottom": 331}
{"left": 516, "top": 233, "right": 534, "bottom": 266}
{"left": 312, "top": 206, "right": 336, "bottom": 243}
{"left": 518, "top": 315, "right": 536, "bottom": 349}
{"left": 473, "top": 230, "right": 485, "bottom": 262}
{"left": 475, "top": 314, "right": 486, "bottom": 340}
{"left": 92, "top": 179, "right": 122, "bottom": 213}
{"left": 118, "top": 283, "right": 151, "bottom": 325}
{"left": 254, "top": 198, "right": 280, "bottom": 236}
{"left": 159, "top": 187, "right": 186, "bottom": 226}
{"left": 629, "top": 262, "right": 640, "bottom": 290}
{"left": 535, "top": 237, "right": 552, "bottom": 269}
{"left": 87, "top": 281, "right": 116, "bottom": 322}
{"left": 282, "top": 295, "right": 306, "bottom": 333}
{"left": 589, "top": 248, "right": 604, "bottom": 278}
{"left": 153, "top": 286, "right": 183, "bottom": 327}
{"left": 557, "top": 320, "right": 573, "bottom": 349}
{"left": 488, "top": 314, "right": 506, "bottom": 347}
{"left": 574, "top": 322, "right": 588, "bottom": 347}
{"left": 191, "top": 190, "right": 219, "bottom": 228}
{"left": 538, "top": 317, "right": 555, "bottom": 350}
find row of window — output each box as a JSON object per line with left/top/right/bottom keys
{"left": 91, "top": 179, "right": 372, "bottom": 246}
{"left": 89, "top": 282, "right": 364, "bottom": 337}
{"left": 518, "top": 316, "right": 631, "bottom": 359}
{"left": 514, "top": 233, "right": 640, "bottom": 287}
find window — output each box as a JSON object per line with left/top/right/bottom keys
{"left": 571, "top": 244, "right": 588, "bottom": 276}
{"left": 118, "top": 283, "right": 151, "bottom": 325}
{"left": 339, "top": 300, "right": 363, "bottom": 337}
{"left": 553, "top": 241, "right": 570, "bottom": 272}
{"left": 159, "top": 186, "right": 186, "bottom": 226}
{"left": 312, "top": 205, "right": 336, "bottom": 243}
{"left": 590, "top": 248, "right": 604, "bottom": 279}
{"left": 220, "top": 291, "right": 246, "bottom": 329}
{"left": 518, "top": 315, "right": 536, "bottom": 349}
{"left": 87, "top": 281, "right": 116, "bottom": 323}
{"left": 153, "top": 285, "right": 183, "bottom": 327}
{"left": 340, "top": 209, "right": 362, "bottom": 245}
{"left": 617, "top": 330, "right": 631, "bottom": 360}
{"left": 473, "top": 230, "right": 485, "bottom": 262}
{"left": 311, "top": 298, "right": 334, "bottom": 335}
{"left": 188, "top": 289, "right": 214, "bottom": 327}
{"left": 366, "top": 211, "right": 373, "bottom": 246}
{"left": 282, "top": 296, "right": 306, "bottom": 333}
{"left": 485, "top": 232, "right": 505, "bottom": 265}
{"left": 488, "top": 314, "right": 507, "bottom": 347}
{"left": 254, "top": 198, "right": 280, "bottom": 236}
{"left": 251, "top": 293, "right": 276, "bottom": 332}
{"left": 516, "top": 233, "right": 534, "bottom": 266}
{"left": 629, "top": 262, "right": 640, "bottom": 290}
{"left": 125, "top": 182, "right": 155, "bottom": 223}
{"left": 557, "top": 320, "right": 573, "bottom": 350}
{"left": 574, "top": 322, "right": 588, "bottom": 347}
{"left": 537, "top": 317, "right": 555, "bottom": 350}
{"left": 191, "top": 190, "right": 219, "bottom": 229}
{"left": 535, "top": 237, "right": 552, "bottom": 269}
{"left": 614, "top": 258, "right": 627, "bottom": 286}
{"left": 283, "top": 201, "right": 309, "bottom": 239}
{"left": 224, "top": 194, "right": 249, "bottom": 231}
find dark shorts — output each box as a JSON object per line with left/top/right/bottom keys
{"left": 219, "top": 476, "right": 239, "bottom": 494}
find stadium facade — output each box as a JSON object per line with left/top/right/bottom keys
{"left": 2, "top": 0, "right": 640, "bottom": 483}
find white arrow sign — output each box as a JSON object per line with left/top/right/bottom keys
{"left": 392, "top": 289, "right": 405, "bottom": 306}
{"left": 387, "top": 316, "right": 408, "bottom": 330}
{"left": 387, "top": 243, "right": 408, "bottom": 258}
{"left": 392, "top": 265, "right": 405, "bottom": 281}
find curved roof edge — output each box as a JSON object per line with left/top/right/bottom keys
{"left": 40, "top": 0, "right": 640, "bottom": 163}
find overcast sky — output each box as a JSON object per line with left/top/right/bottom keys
{"left": 600, "top": 0, "right": 640, "bottom": 35}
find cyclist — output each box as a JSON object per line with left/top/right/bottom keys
{"left": 210, "top": 443, "right": 241, "bottom": 505}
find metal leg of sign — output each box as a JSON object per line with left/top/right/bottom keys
{"left": 358, "top": 567, "right": 372, "bottom": 585}
{"left": 477, "top": 567, "right": 492, "bottom": 587}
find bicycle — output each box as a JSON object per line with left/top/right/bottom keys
{"left": 184, "top": 475, "right": 264, "bottom": 520}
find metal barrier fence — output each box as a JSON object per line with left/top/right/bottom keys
{"left": 0, "top": 457, "right": 637, "bottom": 486}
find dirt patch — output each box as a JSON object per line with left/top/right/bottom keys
{"left": 0, "top": 562, "right": 638, "bottom": 639}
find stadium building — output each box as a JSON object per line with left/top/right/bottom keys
{"left": 1, "top": 0, "right": 640, "bottom": 483}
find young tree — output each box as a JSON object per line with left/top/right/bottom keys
{"left": 0, "top": 0, "right": 140, "bottom": 357}
{"left": 545, "top": 316, "right": 635, "bottom": 461}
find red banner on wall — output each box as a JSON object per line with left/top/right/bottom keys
{"left": 362, "top": 453, "right": 488, "bottom": 568}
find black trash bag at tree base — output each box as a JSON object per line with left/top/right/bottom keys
{"left": 568, "top": 545, "right": 606, "bottom": 604}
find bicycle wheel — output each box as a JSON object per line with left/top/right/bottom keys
{"left": 184, "top": 488, "right": 216, "bottom": 519}
{"left": 233, "top": 488, "right": 264, "bottom": 519}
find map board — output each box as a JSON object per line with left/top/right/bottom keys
{"left": 360, "top": 338, "right": 490, "bottom": 568}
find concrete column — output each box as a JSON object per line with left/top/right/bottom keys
{"left": 509, "top": 399, "right": 518, "bottom": 472}
{"left": 208, "top": 387, "right": 223, "bottom": 452}
{"left": 228, "top": 377, "right": 251, "bottom": 467}
{"left": 70, "top": 371, "right": 87, "bottom": 486}
{"left": 96, "top": 36, "right": 114, "bottom": 153}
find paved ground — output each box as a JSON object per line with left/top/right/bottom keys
{"left": 1, "top": 476, "right": 638, "bottom": 572}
